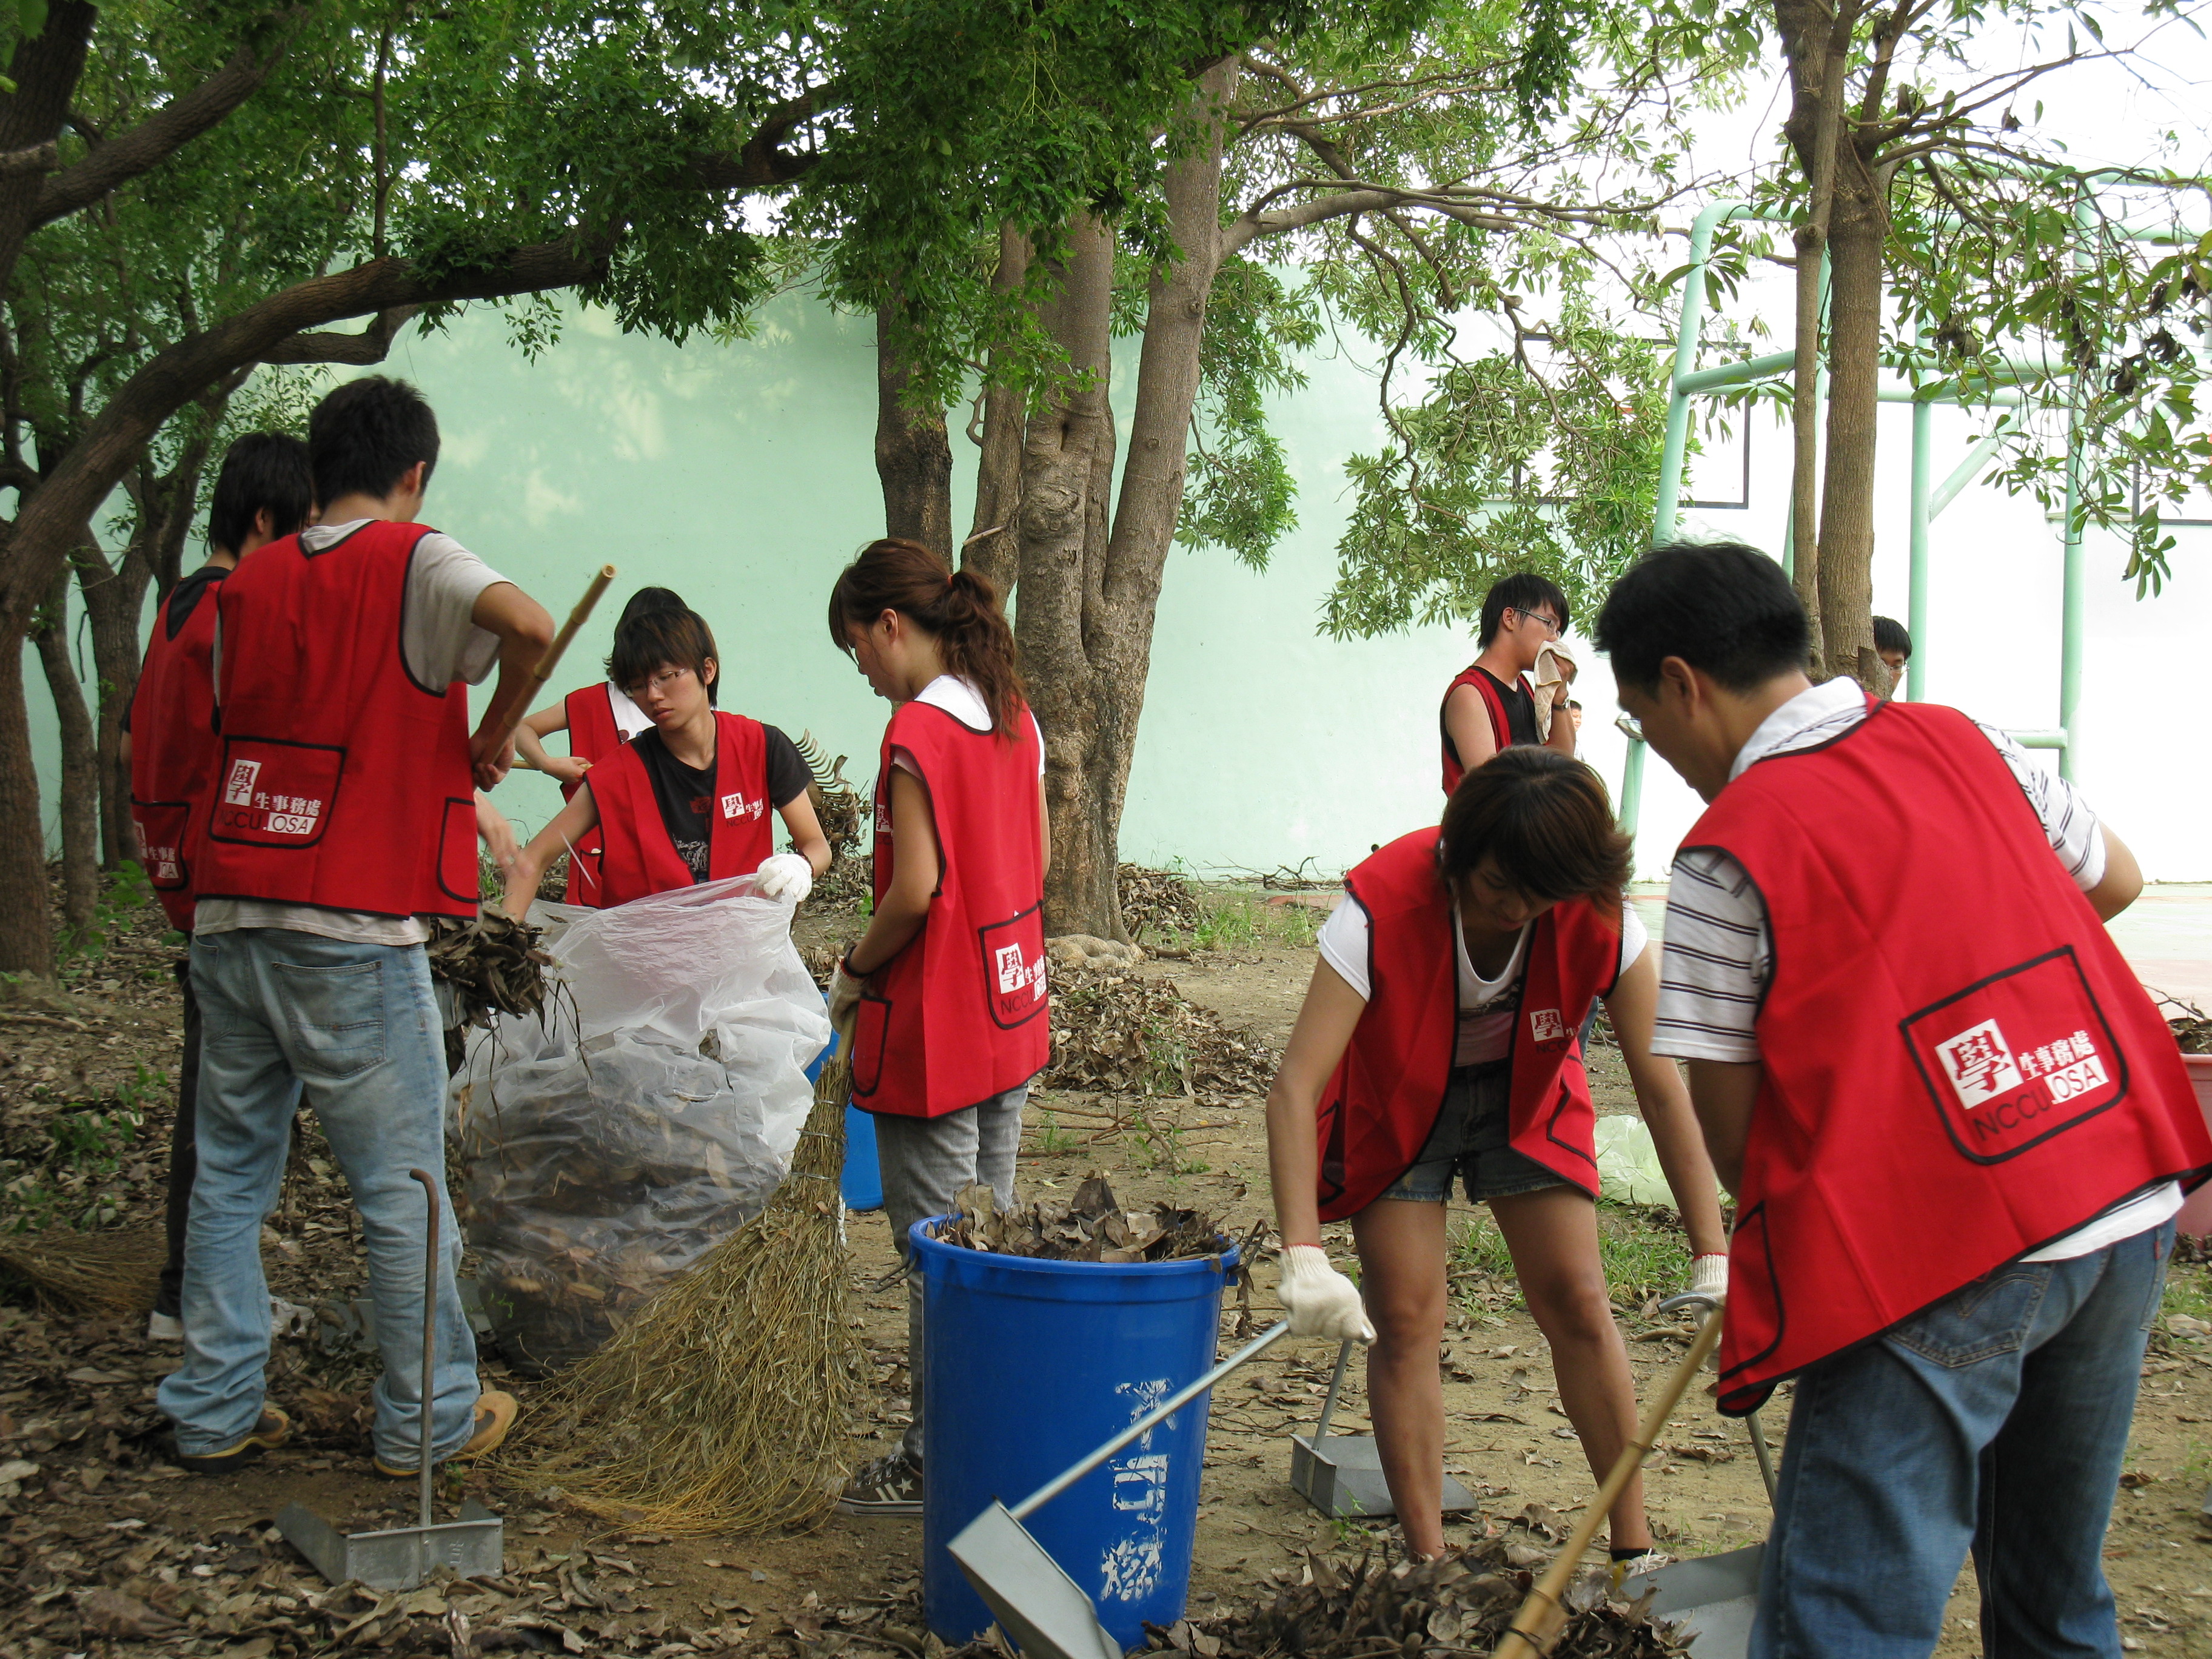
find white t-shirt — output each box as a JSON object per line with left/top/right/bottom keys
{"left": 196, "top": 521, "right": 509, "bottom": 947}
{"left": 1318, "top": 894, "right": 1648, "bottom": 1067}
{"left": 888, "top": 675, "right": 1045, "bottom": 778}
{"left": 603, "top": 682, "right": 654, "bottom": 740}
{"left": 1649, "top": 677, "right": 2177, "bottom": 1261}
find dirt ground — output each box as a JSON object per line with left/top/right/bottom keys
{"left": 4, "top": 876, "right": 2212, "bottom": 1657}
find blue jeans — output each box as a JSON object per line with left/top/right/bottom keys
{"left": 1755, "top": 1220, "right": 2173, "bottom": 1659}
{"left": 158, "top": 930, "right": 480, "bottom": 1466}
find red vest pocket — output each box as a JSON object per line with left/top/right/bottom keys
{"left": 850, "top": 993, "right": 893, "bottom": 1099}
{"left": 437, "top": 797, "right": 480, "bottom": 905}
{"left": 1901, "top": 946, "right": 2126, "bottom": 1165}
{"left": 206, "top": 738, "right": 344, "bottom": 849}
{"left": 977, "top": 903, "right": 1048, "bottom": 1028}
{"left": 132, "top": 801, "right": 193, "bottom": 891}
{"left": 1717, "top": 1201, "right": 1785, "bottom": 1409}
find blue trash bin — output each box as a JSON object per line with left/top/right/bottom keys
{"left": 842, "top": 1105, "right": 883, "bottom": 1212}
{"left": 914, "top": 1221, "right": 1239, "bottom": 1652}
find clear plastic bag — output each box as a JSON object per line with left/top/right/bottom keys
{"left": 447, "top": 877, "right": 831, "bottom": 1375}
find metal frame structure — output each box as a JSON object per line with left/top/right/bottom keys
{"left": 1617, "top": 192, "right": 2192, "bottom": 836}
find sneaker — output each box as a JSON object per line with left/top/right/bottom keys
{"left": 837, "top": 1452, "right": 922, "bottom": 1517}
{"left": 373, "top": 1390, "right": 518, "bottom": 1478}
{"left": 146, "top": 1310, "right": 183, "bottom": 1342}
{"left": 176, "top": 1407, "right": 290, "bottom": 1473}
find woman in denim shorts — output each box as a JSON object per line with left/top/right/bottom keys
{"left": 1264, "top": 749, "right": 1726, "bottom": 1562}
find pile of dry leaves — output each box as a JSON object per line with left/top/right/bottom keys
{"left": 1043, "top": 967, "right": 1276, "bottom": 1100}
{"left": 927, "top": 1173, "right": 1227, "bottom": 1263}
{"left": 2168, "top": 1001, "right": 2212, "bottom": 1054}
{"left": 1146, "top": 1535, "right": 1689, "bottom": 1659}
{"left": 425, "top": 909, "right": 555, "bottom": 1028}
{"left": 1118, "top": 864, "right": 1207, "bottom": 940}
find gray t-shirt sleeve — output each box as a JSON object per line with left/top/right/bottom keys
{"left": 403, "top": 531, "right": 506, "bottom": 688}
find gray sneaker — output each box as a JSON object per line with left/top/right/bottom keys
{"left": 837, "top": 1452, "right": 922, "bottom": 1517}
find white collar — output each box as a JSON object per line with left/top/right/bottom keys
{"left": 1728, "top": 677, "right": 1868, "bottom": 781}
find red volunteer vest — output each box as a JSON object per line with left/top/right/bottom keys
{"left": 195, "top": 520, "right": 477, "bottom": 921}
{"left": 557, "top": 683, "right": 631, "bottom": 904}
{"left": 851, "top": 700, "right": 1048, "bottom": 1119}
{"left": 1439, "top": 666, "right": 1529, "bottom": 794}
{"left": 130, "top": 569, "right": 229, "bottom": 930}
{"left": 1316, "top": 828, "right": 1624, "bottom": 1221}
{"left": 583, "top": 712, "right": 775, "bottom": 908}
{"left": 1692, "top": 700, "right": 2211, "bottom": 1413}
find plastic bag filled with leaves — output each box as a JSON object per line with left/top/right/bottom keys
{"left": 447, "top": 877, "right": 831, "bottom": 1376}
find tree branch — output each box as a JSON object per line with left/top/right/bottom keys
{"left": 0, "top": 142, "right": 56, "bottom": 179}
{"left": 688, "top": 83, "right": 839, "bottom": 189}
{"left": 260, "top": 304, "right": 423, "bottom": 364}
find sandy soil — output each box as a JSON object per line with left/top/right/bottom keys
{"left": 3, "top": 882, "right": 2210, "bottom": 1657}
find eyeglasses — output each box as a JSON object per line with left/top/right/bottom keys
{"left": 625, "top": 666, "right": 693, "bottom": 697}
{"left": 1615, "top": 714, "right": 1645, "bottom": 744}
{"left": 1511, "top": 608, "right": 1563, "bottom": 636}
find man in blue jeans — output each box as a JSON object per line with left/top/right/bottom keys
{"left": 157, "top": 377, "right": 553, "bottom": 1475}
{"left": 1594, "top": 542, "right": 2210, "bottom": 1658}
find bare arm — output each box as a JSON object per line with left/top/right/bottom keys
{"left": 846, "top": 768, "right": 938, "bottom": 976}
{"left": 2086, "top": 823, "right": 2143, "bottom": 922}
{"left": 776, "top": 791, "right": 834, "bottom": 878}
{"left": 1265, "top": 960, "right": 1370, "bottom": 1249}
{"left": 1038, "top": 783, "right": 1051, "bottom": 880}
{"left": 501, "top": 785, "right": 601, "bottom": 919}
{"left": 1603, "top": 948, "right": 1728, "bottom": 1257}
{"left": 469, "top": 582, "right": 557, "bottom": 790}
{"left": 517, "top": 700, "right": 588, "bottom": 785}
{"left": 1545, "top": 700, "right": 1578, "bottom": 757}
{"left": 1683, "top": 1059, "right": 1763, "bottom": 1200}
{"left": 1442, "top": 683, "right": 1498, "bottom": 779}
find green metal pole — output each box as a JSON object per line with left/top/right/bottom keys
{"left": 1908, "top": 394, "right": 1932, "bottom": 703}
{"left": 2058, "top": 192, "right": 2091, "bottom": 783}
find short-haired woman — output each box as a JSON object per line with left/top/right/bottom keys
{"left": 500, "top": 603, "right": 830, "bottom": 913}
{"left": 1264, "top": 748, "right": 1725, "bottom": 1563}
{"left": 823, "top": 538, "right": 1050, "bottom": 1518}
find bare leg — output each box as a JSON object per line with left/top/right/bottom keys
{"left": 1350, "top": 1198, "right": 1450, "bottom": 1558}
{"left": 1489, "top": 1186, "right": 1651, "bottom": 1552}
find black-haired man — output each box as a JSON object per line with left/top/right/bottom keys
{"left": 158, "top": 377, "right": 554, "bottom": 1478}
{"left": 1439, "top": 572, "right": 1575, "bottom": 794}
{"left": 1874, "top": 614, "right": 1912, "bottom": 699}
{"left": 1594, "top": 540, "right": 2208, "bottom": 1658}
{"left": 130, "top": 433, "right": 315, "bottom": 1343}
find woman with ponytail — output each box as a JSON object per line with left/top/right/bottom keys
{"left": 825, "top": 538, "right": 1050, "bottom": 1518}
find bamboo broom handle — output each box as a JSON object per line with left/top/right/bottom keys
{"left": 491, "top": 565, "right": 617, "bottom": 736}
{"left": 1492, "top": 1308, "right": 1726, "bottom": 1659}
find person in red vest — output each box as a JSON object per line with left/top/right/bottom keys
{"left": 822, "top": 538, "right": 1049, "bottom": 1517}
{"left": 1439, "top": 573, "right": 1579, "bottom": 794}
{"left": 158, "top": 376, "right": 554, "bottom": 1478}
{"left": 512, "top": 585, "right": 688, "bottom": 902}
{"left": 1595, "top": 541, "right": 2211, "bottom": 1657}
{"left": 127, "top": 434, "right": 313, "bottom": 1344}
{"left": 499, "top": 603, "right": 830, "bottom": 914}
{"left": 1264, "top": 748, "right": 1724, "bottom": 1563}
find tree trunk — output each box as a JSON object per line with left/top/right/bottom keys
{"left": 1814, "top": 147, "right": 1889, "bottom": 689}
{"left": 31, "top": 566, "right": 98, "bottom": 938}
{"left": 964, "top": 225, "right": 1031, "bottom": 598}
{"left": 79, "top": 540, "right": 153, "bottom": 871}
{"left": 1016, "top": 63, "right": 1235, "bottom": 940}
{"left": 875, "top": 302, "right": 954, "bottom": 557}
{"left": 0, "top": 637, "right": 52, "bottom": 974}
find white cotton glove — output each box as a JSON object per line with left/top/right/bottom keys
{"left": 827, "top": 959, "right": 863, "bottom": 1041}
{"left": 754, "top": 852, "right": 815, "bottom": 903}
{"left": 1690, "top": 1253, "right": 1729, "bottom": 1304}
{"left": 1277, "top": 1245, "right": 1375, "bottom": 1343}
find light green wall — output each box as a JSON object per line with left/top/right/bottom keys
{"left": 30, "top": 289, "right": 1498, "bottom": 885}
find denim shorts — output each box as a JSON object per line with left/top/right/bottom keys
{"left": 1379, "top": 1062, "right": 1566, "bottom": 1204}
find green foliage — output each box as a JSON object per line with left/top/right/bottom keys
{"left": 1449, "top": 1196, "right": 1691, "bottom": 1307}
{"left": 1178, "top": 259, "right": 1322, "bottom": 568}
{"left": 58, "top": 860, "right": 154, "bottom": 967}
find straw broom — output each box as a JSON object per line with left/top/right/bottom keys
{"left": 0, "top": 1221, "right": 164, "bottom": 1314}
{"left": 500, "top": 1050, "right": 866, "bottom": 1534}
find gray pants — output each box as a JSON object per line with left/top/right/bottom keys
{"left": 875, "top": 1079, "right": 1030, "bottom": 1466}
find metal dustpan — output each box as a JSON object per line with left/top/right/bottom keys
{"left": 279, "top": 1170, "right": 504, "bottom": 1592}
{"left": 1290, "top": 1339, "right": 1476, "bottom": 1519}
{"left": 949, "top": 1321, "right": 1290, "bottom": 1659}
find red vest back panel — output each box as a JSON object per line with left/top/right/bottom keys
{"left": 558, "top": 683, "right": 628, "bottom": 904}
{"left": 130, "top": 572, "right": 228, "bottom": 930}
{"left": 1691, "top": 700, "right": 2212, "bottom": 1412}
{"left": 1439, "top": 666, "right": 1522, "bottom": 795}
{"left": 195, "top": 520, "right": 477, "bottom": 921}
{"left": 1316, "top": 827, "right": 1623, "bottom": 1220}
{"left": 585, "top": 711, "right": 774, "bottom": 908}
{"left": 851, "top": 700, "right": 1048, "bottom": 1119}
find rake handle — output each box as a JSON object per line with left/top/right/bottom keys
{"left": 489, "top": 565, "right": 617, "bottom": 736}
{"left": 411, "top": 1167, "right": 440, "bottom": 1530}
{"left": 1008, "top": 1321, "right": 1290, "bottom": 1523}
{"left": 1493, "top": 1309, "right": 1724, "bottom": 1659}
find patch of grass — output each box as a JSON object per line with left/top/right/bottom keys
{"left": 1034, "top": 1111, "right": 1078, "bottom": 1156}
{"left": 1178, "top": 891, "right": 1326, "bottom": 953}
{"left": 2164, "top": 1259, "right": 2212, "bottom": 1324}
{"left": 49, "top": 1106, "right": 142, "bottom": 1179}
{"left": 58, "top": 860, "right": 155, "bottom": 968}
{"left": 1448, "top": 1198, "right": 1692, "bottom": 1310}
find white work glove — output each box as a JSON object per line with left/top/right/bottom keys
{"left": 754, "top": 852, "right": 815, "bottom": 903}
{"left": 1277, "top": 1244, "right": 1375, "bottom": 1343}
{"left": 827, "top": 958, "right": 863, "bottom": 1039}
{"left": 1690, "top": 1253, "right": 1729, "bottom": 1304}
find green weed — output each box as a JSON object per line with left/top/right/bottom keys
{"left": 49, "top": 1106, "right": 142, "bottom": 1178}
{"left": 1448, "top": 1199, "right": 1692, "bottom": 1310}
{"left": 1184, "top": 892, "right": 1324, "bottom": 953}
{"left": 2164, "top": 1260, "right": 2212, "bottom": 1324}
{"left": 1034, "top": 1111, "right": 1078, "bottom": 1156}
{"left": 59, "top": 860, "right": 155, "bottom": 967}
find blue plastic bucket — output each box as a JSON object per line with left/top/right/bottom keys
{"left": 913, "top": 1220, "right": 1239, "bottom": 1651}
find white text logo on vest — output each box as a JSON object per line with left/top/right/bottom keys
{"left": 720, "top": 790, "right": 764, "bottom": 821}
{"left": 994, "top": 942, "right": 1047, "bottom": 1000}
